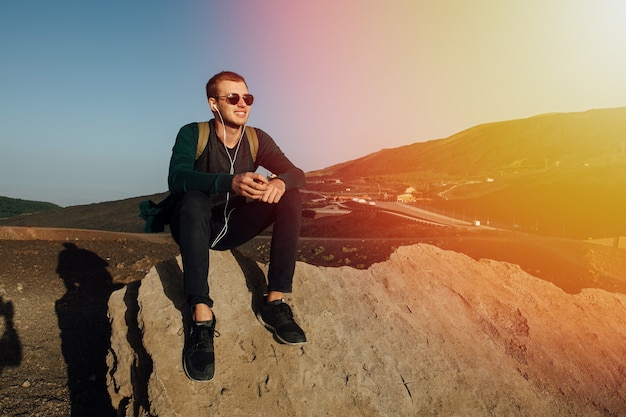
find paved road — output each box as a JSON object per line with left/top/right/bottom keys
{"left": 354, "top": 201, "right": 499, "bottom": 230}
{"left": 374, "top": 202, "right": 473, "bottom": 227}
{"left": 303, "top": 189, "right": 492, "bottom": 229}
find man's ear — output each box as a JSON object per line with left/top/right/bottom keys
{"left": 208, "top": 97, "right": 216, "bottom": 111}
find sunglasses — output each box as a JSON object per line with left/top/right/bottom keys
{"left": 215, "top": 93, "right": 254, "bottom": 106}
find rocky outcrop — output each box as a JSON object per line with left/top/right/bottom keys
{"left": 107, "top": 244, "right": 626, "bottom": 416}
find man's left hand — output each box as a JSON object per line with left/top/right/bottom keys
{"left": 261, "top": 178, "right": 286, "bottom": 204}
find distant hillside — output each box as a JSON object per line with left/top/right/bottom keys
{"left": 308, "top": 107, "right": 626, "bottom": 239}
{"left": 0, "top": 193, "right": 168, "bottom": 233}
{"left": 0, "top": 196, "right": 62, "bottom": 219}
{"left": 309, "top": 107, "right": 626, "bottom": 179}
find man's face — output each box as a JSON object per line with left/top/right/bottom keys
{"left": 213, "top": 80, "right": 251, "bottom": 127}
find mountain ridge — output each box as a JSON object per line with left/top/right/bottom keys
{"left": 309, "top": 106, "right": 626, "bottom": 178}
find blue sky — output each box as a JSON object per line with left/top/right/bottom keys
{"left": 2, "top": 1, "right": 626, "bottom": 206}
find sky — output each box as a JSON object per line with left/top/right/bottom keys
{"left": 1, "top": 0, "right": 626, "bottom": 206}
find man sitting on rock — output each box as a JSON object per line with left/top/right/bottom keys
{"left": 168, "top": 70, "right": 306, "bottom": 381}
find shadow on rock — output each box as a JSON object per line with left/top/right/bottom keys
{"left": 0, "top": 296, "right": 22, "bottom": 375}
{"left": 230, "top": 248, "right": 268, "bottom": 315}
{"left": 155, "top": 258, "right": 186, "bottom": 319}
{"left": 55, "top": 242, "right": 121, "bottom": 417}
{"left": 120, "top": 281, "right": 153, "bottom": 416}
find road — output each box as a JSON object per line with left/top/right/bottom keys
{"left": 302, "top": 190, "right": 492, "bottom": 229}
{"left": 360, "top": 202, "right": 495, "bottom": 229}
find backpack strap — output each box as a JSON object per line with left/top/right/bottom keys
{"left": 245, "top": 126, "right": 259, "bottom": 162}
{"left": 195, "top": 121, "right": 210, "bottom": 160}
{"left": 195, "top": 122, "right": 259, "bottom": 162}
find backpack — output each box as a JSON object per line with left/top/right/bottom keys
{"left": 139, "top": 122, "right": 259, "bottom": 232}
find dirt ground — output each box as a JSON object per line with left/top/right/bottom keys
{"left": 0, "top": 233, "right": 180, "bottom": 417}
{"left": 1, "top": 215, "right": 625, "bottom": 415}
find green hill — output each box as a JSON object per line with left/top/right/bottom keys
{"left": 0, "top": 196, "right": 62, "bottom": 219}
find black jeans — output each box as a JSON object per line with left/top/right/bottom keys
{"left": 170, "top": 189, "right": 302, "bottom": 308}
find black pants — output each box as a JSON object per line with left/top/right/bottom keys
{"left": 170, "top": 189, "right": 302, "bottom": 308}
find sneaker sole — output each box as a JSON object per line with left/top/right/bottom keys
{"left": 183, "top": 357, "right": 215, "bottom": 382}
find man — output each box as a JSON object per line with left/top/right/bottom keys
{"left": 168, "top": 71, "right": 306, "bottom": 382}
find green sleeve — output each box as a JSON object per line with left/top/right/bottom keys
{"left": 167, "top": 123, "right": 234, "bottom": 194}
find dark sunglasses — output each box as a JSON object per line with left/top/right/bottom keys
{"left": 215, "top": 93, "right": 254, "bottom": 106}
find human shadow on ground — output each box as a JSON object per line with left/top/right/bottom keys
{"left": 0, "top": 296, "right": 22, "bottom": 376}
{"left": 55, "top": 242, "right": 121, "bottom": 417}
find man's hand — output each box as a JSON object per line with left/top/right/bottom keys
{"left": 261, "top": 177, "right": 286, "bottom": 203}
{"left": 232, "top": 172, "right": 285, "bottom": 203}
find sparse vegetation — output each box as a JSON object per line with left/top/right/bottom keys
{"left": 312, "top": 246, "right": 326, "bottom": 255}
{"left": 0, "top": 196, "right": 61, "bottom": 219}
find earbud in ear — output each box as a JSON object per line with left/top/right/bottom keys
{"left": 212, "top": 104, "right": 218, "bottom": 111}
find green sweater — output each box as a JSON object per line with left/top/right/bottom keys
{"left": 140, "top": 120, "right": 305, "bottom": 233}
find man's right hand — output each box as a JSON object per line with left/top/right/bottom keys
{"left": 231, "top": 172, "right": 269, "bottom": 200}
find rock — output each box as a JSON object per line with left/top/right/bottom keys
{"left": 107, "top": 244, "right": 626, "bottom": 416}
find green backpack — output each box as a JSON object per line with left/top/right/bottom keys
{"left": 139, "top": 122, "right": 259, "bottom": 232}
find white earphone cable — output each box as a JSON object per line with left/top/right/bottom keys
{"left": 211, "top": 107, "right": 245, "bottom": 248}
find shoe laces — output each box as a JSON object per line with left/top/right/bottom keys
{"left": 272, "top": 301, "right": 294, "bottom": 321}
{"left": 192, "top": 324, "right": 219, "bottom": 347}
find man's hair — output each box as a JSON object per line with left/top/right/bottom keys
{"left": 206, "top": 71, "right": 248, "bottom": 100}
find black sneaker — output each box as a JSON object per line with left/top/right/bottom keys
{"left": 257, "top": 299, "right": 306, "bottom": 345}
{"left": 183, "top": 317, "right": 217, "bottom": 381}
